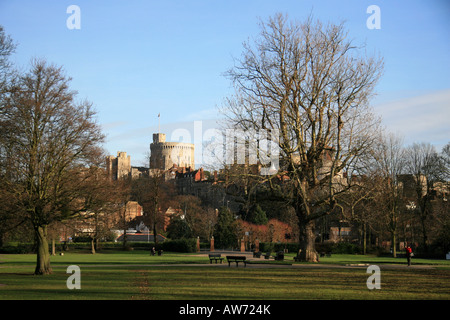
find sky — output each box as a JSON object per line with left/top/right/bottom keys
{"left": 0, "top": 0, "right": 449, "bottom": 167}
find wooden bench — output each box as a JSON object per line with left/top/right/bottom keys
{"left": 264, "top": 252, "right": 272, "bottom": 260}
{"left": 209, "top": 253, "right": 224, "bottom": 264}
{"left": 226, "top": 255, "right": 247, "bottom": 267}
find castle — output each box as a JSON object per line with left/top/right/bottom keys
{"left": 106, "top": 132, "right": 195, "bottom": 180}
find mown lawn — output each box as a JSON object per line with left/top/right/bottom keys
{"left": 0, "top": 250, "right": 449, "bottom": 300}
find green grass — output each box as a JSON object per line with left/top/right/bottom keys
{"left": 314, "top": 253, "right": 450, "bottom": 267}
{"left": 1, "top": 251, "right": 449, "bottom": 300}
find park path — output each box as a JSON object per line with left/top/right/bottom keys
{"left": 186, "top": 251, "right": 437, "bottom": 269}
{"left": 0, "top": 251, "right": 437, "bottom": 270}
{"left": 55, "top": 263, "right": 435, "bottom": 270}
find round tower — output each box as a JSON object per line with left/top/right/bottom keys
{"left": 150, "top": 133, "right": 195, "bottom": 170}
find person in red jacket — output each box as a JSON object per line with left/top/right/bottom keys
{"left": 405, "top": 245, "right": 413, "bottom": 266}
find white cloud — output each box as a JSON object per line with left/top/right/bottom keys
{"left": 179, "top": 107, "right": 223, "bottom": 122}
{"left": 100, "top": 121, "right": 129, "bottom": 131}
{"left": 374, "top": 89, "right": 450, "bottom": 149}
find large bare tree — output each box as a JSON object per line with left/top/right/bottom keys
{"left": 221, "top": 14, "right": 383, "bottom": 261}
{"left": 0, "top": 59, "right": 105, "bottom": 274}
{"left": 0, "top": 26, "right": 17, "bottom": 246}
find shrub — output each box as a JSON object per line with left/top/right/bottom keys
{"left": 257, "top": 242, "right": 299, "bottom": 253}
{"left": 429, "top": 222, "right": 450, "bottom": 256}
{"left": 315, "top": 242, "right": 363, "bottom": 254}
{"left": 315, "top": 242, "right": 334, "bottom": 254}
{"left": 333, "top": 242, "right": 361, "bottom": 254}
{"left": 161, "top": 238, "right": 197, "bottom": 253}
{"left": 0, "top": 243, "right": 34, "bottom": 254}
{"left": 73, "top": 236, "right": 91, "bottom": 242}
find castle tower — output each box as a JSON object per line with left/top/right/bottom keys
{"left": 150, "top": 133, "right": 195, "bottom": 170}
{"left": 106, "top": 151, "right": 131, "bottom": 180}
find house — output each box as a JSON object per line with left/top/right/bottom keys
{"left": 329, "top": 226, "right": 353, "bottom": 242}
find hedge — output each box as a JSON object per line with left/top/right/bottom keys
{"left": 0, "top": 238, "right": 201, "bottom": 254}
{"left": 0, "top": 240, "right": 383, "bottom": 255}
{"left": 160, "top": 238, "right": 198, "bottom": 253}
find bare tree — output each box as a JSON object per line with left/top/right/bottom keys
{"left": 221, "top": 14, "right": 383, "bottom": 261}
{"left": 404, "top": 142, "right": 446, "bottom": 252}
{"left": 0, "top": 26, "right": 20, "bottom": 247}
{"left": 0, "top": 59, "right": 105, "bottom": 274}
{"left": 372, "top": 133, "right": 407, "bottom": 257}
{"left": 0, "top": 25, "right": 16, "bottom": 89}
{"left": 442, "top": 142, "right": 450, "bottom": 181}
{"left": 174, "top": 195, "right": 218, "bottom": 241}
{"left": 131, "top": 170, "right": 174, "bottom": 252}
{"left": 337, "top": 170, "right": 380, "bottom": 254}
{"left": 77, "top": 167, "right": 128, "bottom": 254}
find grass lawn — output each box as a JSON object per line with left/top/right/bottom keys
{"left": 0, "top": 250, "right": 449, "bottom": 300}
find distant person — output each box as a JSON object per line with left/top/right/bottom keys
{"left": 405, "top": 245, "right": 413, "bottom": 266}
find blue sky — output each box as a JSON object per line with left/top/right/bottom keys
{"left": 1, "top": 0, "right": 449, "bottom": 166}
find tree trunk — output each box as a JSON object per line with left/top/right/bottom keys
{"left": 298, "top": 218, "right": 319, "bottom": 262}
{"left": 51, "top": 238, "right": 56, "bottom": 256}
{"left": 420, "top": 216, "right": 428, "bottom": 252}
{"left": 34, "top": 225, "right": 52, "bottom": 275}
{"left": 363, "top": 223, "right": 367, "bottom": 255}
{"left": 153, "top": 222, "right": 158, "bottom": 249}
{"left": 91, "top": 238, "right": 96, "bottom": 254}
{"left": 391, "top": 231, "right": 397, "bottom": 258}
{"left": 122, "top": 229, "right": 128, "bottom": 249}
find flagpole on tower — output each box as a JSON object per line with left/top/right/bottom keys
{"left": 158, "top": 113, "right": 160, "bottom": 133}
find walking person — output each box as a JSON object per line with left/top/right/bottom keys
{"left": 405, "top": 244, "right": 413, "bottom": 266}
